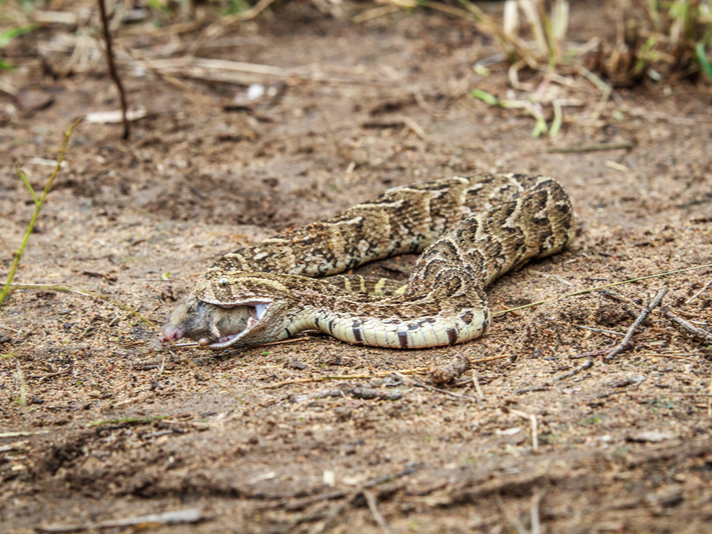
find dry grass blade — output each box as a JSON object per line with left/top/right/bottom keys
{"left": 510, "top": 409, "right": 539, "bottom": 452}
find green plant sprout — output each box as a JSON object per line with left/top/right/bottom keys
{"left": 0, "top": 117, "right": 83, "bottom": 307}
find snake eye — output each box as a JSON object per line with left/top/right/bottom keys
{"left": 218, "top": 278, "right": 228, "bottom": 287}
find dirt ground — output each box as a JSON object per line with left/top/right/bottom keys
{"left": 2, "top": 2, "right": 712, "bottom": 533}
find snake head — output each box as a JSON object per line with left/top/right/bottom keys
{"left": 162, "top": 272, "right": 298, "bottom": 349}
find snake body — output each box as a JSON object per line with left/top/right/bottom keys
{"left": 162, "top": 174, "right": 576, "bottom": 349}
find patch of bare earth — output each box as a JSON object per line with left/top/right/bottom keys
{"left": 1, "top": 4, "right": 712, "bottom": 533}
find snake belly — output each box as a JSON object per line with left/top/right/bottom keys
{"left": 161, "top": 174, "right": 576, "bottom": 349}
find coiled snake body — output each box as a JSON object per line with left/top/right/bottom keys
{"left": 162, "top": 174, "right": 576, "bottom": 349}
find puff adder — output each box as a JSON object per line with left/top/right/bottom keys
{"left": 162, "top": 174, "right": 576, "bottom": 350}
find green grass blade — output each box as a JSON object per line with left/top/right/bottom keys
{"left": 470, "top": 89, "right": 499, "bottom": 105}
{"left": 0, "top": 117, "right": 83, "bottom": 307}
{"left": 15, "top": 166, "right": 39, "bottom": 206}
{"left": 695, "top": 43, "right": 712, "bottom": 80}
{"left": 0, "top": 24, "right": 39, "bottom": 48}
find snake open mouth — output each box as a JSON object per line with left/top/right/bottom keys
{"left": 207, "top": 301, "right": 271, "bottom": 349}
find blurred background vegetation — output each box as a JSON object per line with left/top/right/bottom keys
{"left": 0, "top": 0, "right": 710, "bottom": 91}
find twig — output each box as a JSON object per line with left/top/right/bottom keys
{"left": 472, "top": 369, "right": 485, "bottom": 400}
{"left": 685, "top": 279, "right": 712, "bottom": 304}
{"left": 363, "top": 490, "right": 390, "bottom": 534}
{"left": 261, "top": 367, "right": 432, "bottom": 389}
{"left": 0, "top": 324, "right": 19, "bottom": 333}
{"left": 496, "top": 496, "right": 528, "bottom": 534}
{"left": 493, "top": 263, "right": 712, "bottom": 317}
{"left": 515, "top": 358, "right": 594, "bottom": 393}
{"left": 430, "top": 355, "right": 470, "bottom": 384}
{"left": 531, "top": 490, "right": 543, "bottom": 534}
{"left": 117, "top": 45, "right": 256, "bottom": 139}
{"left": 0, "top": 430, "right": 51, "bottom": 438}
{"left": 510, "top": 409, "right": 538, "bottom": 452}
{"left": 592, "top": 83, "right": 612, "bottom": 120}
{"left": 0, "top": 118, "right": 82, "bottom": 307}
{"left": 570, "top": 347, "right": 614, "bottom": 359}
{"left": 661, "top": 307, "right": 712, "bottom": 344}
{"left": 36, "top": 509, "right": 205, "bottom": 533}
{"left": 557, "top": 358, "right": 594, "bottom": 380}
{"left": 400, "top": 117, "right": 428, "bottom": 140}
{"left": 97, "top": 0, "right": 129, "bottom": 140}
{"left": 547, "top": 142, "right": 632, "bottom": 153}
{"left": 605, "top": 288, "right": 668, "bottom": 360}
{"left": 470, "top": 354, "right": 509, "bottom": 364}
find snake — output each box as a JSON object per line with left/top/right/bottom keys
{"left": 161, "top": 174, "right": 576, "bottom": 350}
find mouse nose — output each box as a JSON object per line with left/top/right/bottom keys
{"left": 161, "top": 325, "right": 184, "bottom": 343}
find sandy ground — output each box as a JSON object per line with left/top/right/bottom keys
{"left": 1, "top": 3, "right": 712, "bottom": 533}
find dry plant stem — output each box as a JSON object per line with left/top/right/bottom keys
{"left": 605, "top": 288, "right": 668, "bottom": 361}
{"left": 472, "top": 369, "right": 485, "bottom": 400}
{"left": 515, "top": 358, "right": 594, "bottom": 394}
{"left": 363, "top": 490, "right": 390, "bottom": 534}
{"left": 262, "top": 367, "right": 432, "bottom": 389}
{"left": 661, "top": 307, "right": 712, "bottom": 344}
{"left": 0, "top": 234, "right": 14, "bottom": 257}
{"left": 685, "top": 279, "right": 712, "bottom": 304}
{"left": 547, "top": 142, "right": 632, "bottom": 153}
{"left": 471, "top": 354, "right": 508, "bottom": 364}
{"left": 36, "top": 509, "right": 204, "bottom": 533}
{"left": 0, "top": 118, "right": 82, "bottom": 308}
{"left": 430, "top": 354, "right": 470, "bottom": 384}
{"left": 8, "top": 283, "right": 155, "bottom": 325}
{"left": 494, "top": 263, "right": 712, "bottom": 317}
{"left": 97, "top": 0, "right": 129, "bottom": 140}
{"left": 116, "top": 46, "right": 255, "bottom": 139}
{"left": 510, "top": 409, "right": 539, "bottom": 452}
{"left": 531, "top": 490, "right": 543, "bottom": 534}
{"left": 496, "top": 496, "right": 528, "bottom": 534}
{"left": 558, "top": 358, "right": 594, "bottom": 380}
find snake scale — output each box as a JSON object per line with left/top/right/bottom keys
{"left": 162, "top": 174, "right": 576, "bottom": 350}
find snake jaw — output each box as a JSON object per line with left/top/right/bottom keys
{"left": 205, "top": 300, "right": 273, "bottom": 349}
